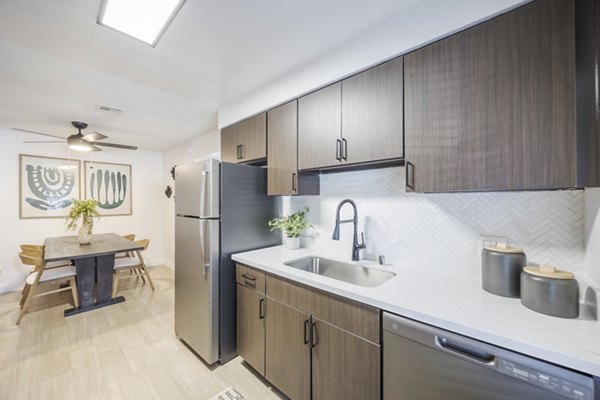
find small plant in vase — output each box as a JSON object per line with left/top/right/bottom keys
{"left": 66, "top": 199, "right": 100, "bottom": 245}
{"left": 268, "top": 207, "right": 311, "bottom": 250}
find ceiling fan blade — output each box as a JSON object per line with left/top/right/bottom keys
{"left": 82, "top": 131, "right": 108, "bottom": 142}
{"left": 94, "top": 142, "right": 138, "bottom": 150}
{"left": 11, "top": 128, "right": 66, "bottom": 140}
{"left": 91, "top": 145, "right": 103, "bottom": 152}
{"left": 23, "top": 140, "right": 66, "bottom": 143}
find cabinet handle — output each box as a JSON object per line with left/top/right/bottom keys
{"left": 259, "top": 298, "right": 265, "bottom": 319}
{"left": 311, "top": 322, "right": 318, "bottom": 348}
{"left": 303, "top": 319, "right": 310, "bottom": 344}
{"left": 406, "top": 161, "right": 415, "bottom": 191}
{"left": 292, "top": 173, "right": 297, "bottom": 192}
{"left": 342, "top": 138, "right": 348, "bottom": 161}
{"left": 335, "top": 139, "right": 342, "bottom": 161}
{"left": 236, "top": 144, "right": 242, "bottom": 160}
{"left": 241, "top": 273, "right": 256, "bottom": 288}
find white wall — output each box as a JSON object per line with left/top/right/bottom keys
{"left": 0, "top": 129, "right": 165, "bottom": 293}
{"left": 584, "top": 188, "right": 600, "bottom": 286}
{"left": 289, "top": 167, "right": 585, "bottom": 272}
{"left": 162, "top": 128, "right": 221, "bottom": 267}
{"left": 218, "top": 0, "right": 528, "bottom": 127}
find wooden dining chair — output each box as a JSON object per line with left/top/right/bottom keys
{"left": 17, "top": 252, "right": 79, "bottom": 325}
{"left": 116, "top": 234, "right": 136, "bottom": 258}
{"left": 112, "top": 239, "right": 154, "bottom": 297}
{"left": 20, "top": 244, "right": 72, "bottom": 269}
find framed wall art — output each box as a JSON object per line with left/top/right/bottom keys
{"left": 84, "top": 161, "right": 132, "bottom": 216}
{"left": 19, "top": 154, "right": 81, "bottom": 219}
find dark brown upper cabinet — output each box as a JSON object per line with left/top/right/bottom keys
{"left": 341, "top": 56, "right": 404, "bottom": 165}
{"left": 298, "top": 58, "right": 404, "bottom": 171}
{"left": 267, "top": 100, "right": 319, "bottom": 196}
{"left": 221, "top": 112, "right": 267, "bottom": 164}
{"left": 404, "top": 0, "right": 581, "bottom": 192}
{"left": 298, "top": 83, "right": 342, "bottom": 170}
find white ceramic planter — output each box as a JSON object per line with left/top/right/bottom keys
{"left": 78, "top": 221, "right": 92, "bottom": 245}
{"left": 286, "top": 237, "right": 300, "bottom": 250}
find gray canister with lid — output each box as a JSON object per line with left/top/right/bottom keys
{"left": 482, "top": 244, "right": 526, "bottom": 298}
{"left": 520, "top": 266, "right": 579, "bottom": 318}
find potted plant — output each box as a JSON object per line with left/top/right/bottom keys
{"left": 268, "top": 207, "right": 311, "bottom": 250}
{"left": 66, "top": 199, "right": 100, "bottom": 245}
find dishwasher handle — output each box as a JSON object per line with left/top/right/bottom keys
{"left": 435, "top": 335, "right": 497, "bottom": 366}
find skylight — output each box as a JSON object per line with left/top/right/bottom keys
{"left": 98, "top": 0, "right": 186, "bottom": 47}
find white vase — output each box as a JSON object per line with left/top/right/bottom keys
{"left": 286, "top": 237, "right": 300, "bottom": 250}
{"left": 78, "top": 220, "right": 92, "bottom": 245}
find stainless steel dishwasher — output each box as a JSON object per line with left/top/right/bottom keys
{"left": 383, "top": 312, "right": 596, "bottom": 400}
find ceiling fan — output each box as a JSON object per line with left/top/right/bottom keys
{"left": 12, "top": 121, "right": 138, "bottom": 152}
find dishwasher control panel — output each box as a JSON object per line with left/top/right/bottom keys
{"left": 498, "top": 359, "right": 593, "bottom": 400}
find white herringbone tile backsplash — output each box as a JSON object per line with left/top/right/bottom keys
{"left": 290, "top": 166, "right": 585, "bottom": 272}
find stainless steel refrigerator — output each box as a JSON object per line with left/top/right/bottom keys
{"left": 174, "top": 159, "right": 279, "bottom": 364}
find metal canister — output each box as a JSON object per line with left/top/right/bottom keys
{"left": 482, "top": 244, "right": 527, "bottom": 298}
{"left": 521, "top": 265, "right": 579, "bottom": 318}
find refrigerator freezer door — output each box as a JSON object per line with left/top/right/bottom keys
{"left": 174, "top": 216, "right": 220, "bottom": 364}
{"left": 175, "top": 159, "right": 220, "bottom": 218}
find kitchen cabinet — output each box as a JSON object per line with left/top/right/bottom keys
{"left": 298, "top": 83, "right": 342, "bottom": 170}
{"left": 311, "top": 317, "right": 380, "bottom": 400}
{"left": 298, "top": 57, "right": 404, "bottom": 171}
{"left": 236, "top": 263, "right": 381, "bottom": 400}
{"left": 265, "top": 273, "right": 380, "bottom": 400}
{"left": 236, "top": 264, "right": 266, "bottom": 375}
{"left": 265, "top": 298, "right": 311, "bottom": 400}
{"left": 404, "top": 0, "right": 577, "bottom": 192}
{"left": 341, "top": 57, "right": 404, "bottom": 165}
{"left": 267, "top": 100, "right": 319, "bottom": 196}
{"left": 221, "top": 112, "right": 267, "bottom": 164}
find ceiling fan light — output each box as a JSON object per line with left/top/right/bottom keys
{"left": 67, "top": 136, "right": 93, "bottom": 152}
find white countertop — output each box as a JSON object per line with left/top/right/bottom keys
{"left": 232, "top": 245, "right": 600, "bottom": 377}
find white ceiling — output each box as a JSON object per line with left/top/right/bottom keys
{"left": 0, "top": 0, "right": 421, "bottom": 151}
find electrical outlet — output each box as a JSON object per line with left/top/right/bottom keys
{"left": 479, "top": 234, "right": 509, "bottom": 251}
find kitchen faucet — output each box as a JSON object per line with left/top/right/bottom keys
{"left": 332, "top": 199, "right": 366, "bottom": 261}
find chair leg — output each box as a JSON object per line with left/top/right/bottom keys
{"left": 69, "top": 277, "right": 79, "bottom": 308}
{"left": 17, "top": 284, "right": 35, "bottom": 325}
{"left": 112, "top": 272, "right": 119, "bottom": 298}
{"left": 20, "top": 285, "right": 31, "bottom": 307}
{"left": 142, "top": 265, "right": 155, "bottom": 291}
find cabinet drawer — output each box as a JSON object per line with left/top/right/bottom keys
{"left": 236, "top": 264, "right": 266, "bottom": 293}
{"left": 266, "top": 274, "right": 379, "bottom": 344}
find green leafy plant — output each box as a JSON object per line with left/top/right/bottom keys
{"left": 268, "top": 207, "right": 311, "bottom": 238}
{"left": 65, "top": 199, "right": 100, "bottom": 234}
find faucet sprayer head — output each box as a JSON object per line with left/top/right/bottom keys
{"left": 332, "top": 224, "right": 340, "bottom": 240}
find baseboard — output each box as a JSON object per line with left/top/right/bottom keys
{"left": 162, "top": 259, "right": 174, "bottom": 269}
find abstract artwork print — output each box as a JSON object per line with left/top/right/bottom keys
{"left": 84, "top": 161, "right": 132, "bottom": 216}
{"left": 19, "top": 154, "right": 81, "bottom": 218}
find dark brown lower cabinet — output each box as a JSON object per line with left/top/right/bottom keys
{"left": 265, "top": 298, "right": 311, "bottom": 400}
{"left": 236, "top": 284, "right": 265, "bottom": 376}
{"left": 311, "top": 318, "right": 381, "bottom": 400}
{"left": 236, "top": 266, "right": 381, "bottom": 400}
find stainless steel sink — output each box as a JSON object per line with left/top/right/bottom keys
{"left": 283, "top": 256, "right": 395, "bottom": 287}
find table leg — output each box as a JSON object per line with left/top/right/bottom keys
{"left": 73, "top": 257, "right": 96, "bottom": 308}
{"left": 64, "top": 253, "right": 125, "bottom": 317}
{"left": 96, "top": 254, "right": 116, "bottom": 304}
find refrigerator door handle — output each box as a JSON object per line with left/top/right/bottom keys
{"left": 200, "top": 220, "right": 211, "bottom": 276}
{"left": 199, "top": 168, "right": 209, "bottom": 218}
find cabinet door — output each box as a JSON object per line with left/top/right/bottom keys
{"left": 405, "top": 0, "right": 575, "bottom": 192}
{"left": 298, "top": 83, "right": 342, "bottom": 170}
{"left": 221, "top": 124, "right": 239, "bottom": 163}
{"left": 311, "top": 318, "right": 380, "bottom": 400}
{"left": 236, "top": 284, "right": 265, "bottom": 375}
{"left": 238, "top": 112, "right": 267, "bottom": 162}
{"left": 342, "top": 57, "right": 404, "bottom": 165}
{"left": 265, "top": 298, "right": 310, "bottom": 400}
{"left": 268, "top": 100, "right": 297, "bottom": 195}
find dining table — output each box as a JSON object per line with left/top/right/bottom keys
{"left": 44, "top": 232, "right": 144, "bottom": 316}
